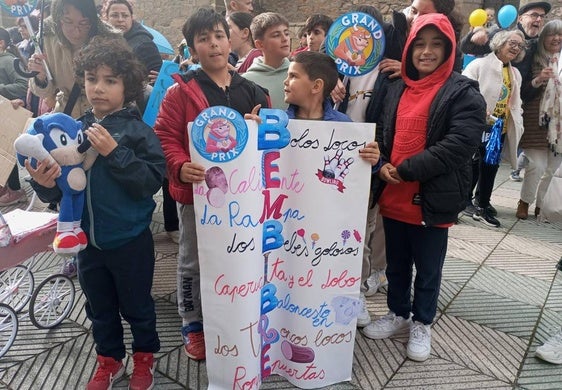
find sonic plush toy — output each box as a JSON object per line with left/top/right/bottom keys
{"left": 14, "top": 112, "right": 90, "bottom": 255}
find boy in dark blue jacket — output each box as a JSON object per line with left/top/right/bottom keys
{"left": 26, "top": 37, "right": 165, "bottom": 390}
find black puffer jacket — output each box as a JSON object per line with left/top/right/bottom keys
{"left": 124, "top": 21, "right": 162, "bottom": 74}
{"left": 373, "top": 72, "right": 486, "bottom": 226}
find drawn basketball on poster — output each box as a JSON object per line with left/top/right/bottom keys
{"left": 191, "top": 106, "right": 248, "bottom": 163}
{"left": 325, "top": 12, "right": 385, "bottom": 77}
{"left": 0, "top": 0, "right": 36, "bottom": 16}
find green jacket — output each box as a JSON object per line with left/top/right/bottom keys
{"left": 0, "top": 52, "right": 28, "bottom": 100}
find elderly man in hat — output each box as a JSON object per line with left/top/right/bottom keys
{"left": 461, "top": 1, "right": 551, "bottom": 83}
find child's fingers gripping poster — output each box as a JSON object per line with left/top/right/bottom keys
{"left": 188, "top": 107, "right": 375, "bottom": 389}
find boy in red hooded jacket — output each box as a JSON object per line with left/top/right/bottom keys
{"left": 361, "top": 14, "right": 486, "bottom": 362}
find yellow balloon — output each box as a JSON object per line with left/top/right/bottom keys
{"left": 469, "top": 9, "right": 487, "bottom": 27}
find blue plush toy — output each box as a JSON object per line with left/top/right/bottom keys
{"left": 14, "top": 112, "right": 90, "bottom": 255}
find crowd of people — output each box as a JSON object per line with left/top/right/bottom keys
{"left": 1, "top": 0, "right": 561, "bottom": 388}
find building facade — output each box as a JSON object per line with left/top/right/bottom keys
{"left": 1, "top": 1, "right": 561, "bottom": 59}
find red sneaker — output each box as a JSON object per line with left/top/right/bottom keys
{"left": 182, "top": 329, "right": 206, "bottom": 361}
{"left": 86, "top": 355, "right": 125, "bottom": 390}
{"left": 129, "top": 352, "right": 155, "bottom": 390}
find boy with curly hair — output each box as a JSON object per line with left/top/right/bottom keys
{"left": 27, "top": 36, "right": 165, "bottom": 389}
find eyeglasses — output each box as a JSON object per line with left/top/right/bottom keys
{"left": 523, "top": 12, "right": 546, "bottom": 20}
{"left": 507, "top": 40, "right": 526, "bottom": 50}
{"left": 60, "top": 19, "right": 91, "bottom": 33}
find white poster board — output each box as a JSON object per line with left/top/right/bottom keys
{"left": 189, "top": 107, "right": 375, "bottom": 389}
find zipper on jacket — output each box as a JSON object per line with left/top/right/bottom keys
{"left": 85, "top": 169, "right": 98, "bottom": 248}
{"left": 225, "top": 86, "right": 231, "bottom": 107}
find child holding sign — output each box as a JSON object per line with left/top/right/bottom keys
{"left": 154, "top": 7, "right": 269, "bottom": 361}
{"left": 26, "top": 37, "right": 165, "bottom": 389}
{"left": 362, "top": 14, "right": 486, "bottom": 362}
{"left": 284, "top": 51, "right": 381, "bottom": 164}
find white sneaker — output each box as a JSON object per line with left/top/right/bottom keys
{"left": 364, "top": 269, "right": 388, "bottom": 297}
{"left": 356, "top": 293, "right": 371, "bottom": 328}
{"left": 407, "top": 321, "right": 432, "bottom": 361}
{"left": 362, "top": 311, "right": 411, "bottom": 339}
{"left": 536, "top": 328, "right": 562, "bottom": 364}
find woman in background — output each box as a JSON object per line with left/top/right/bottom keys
{"left": 102, "top": 0, "right": 162, "bottom": 83}
{"left": 463, "top": 29, "right": 525, "bottom": 228}
{"left": 0, "top": 27, "right": 30, "bottom": 206}
{"left": 227, "top": 11, "right": 260, "bottom": 73}
{"left": 516, "top": 20, "right": 562, "bottom": 220}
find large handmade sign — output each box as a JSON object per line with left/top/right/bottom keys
{"left": 189, "top": 107, "right": 375, "bottom": 389}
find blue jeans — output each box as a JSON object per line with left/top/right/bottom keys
{"left": 77, "top": 228, "right": 160, "bottom": 360}
{"left": 383, "top": 217, "right": 448, "bottom": 325}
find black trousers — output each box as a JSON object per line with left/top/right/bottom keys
{"left": 162, "top": 178, "right": 179, "bottom": 232}
{"left": 383, "top": 217, "right": 448, "bottom": 325}
{"left": 476, "top": 138, "right": 503, "bottom": 208}
{"left": 77, "top": 228, "right": 160, "bottom": 360}
{"left": 6, "top": 166, "right": 21, "bottom": 190}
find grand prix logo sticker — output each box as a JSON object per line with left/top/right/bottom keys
{"left": 191, "top": 106, "right": 248, "bottom": 163}
{"left": 325, "top": 12, "right": 385, "bottom": 77}
{"left": 0, "top": 0, "right": 37, "bottom": 17}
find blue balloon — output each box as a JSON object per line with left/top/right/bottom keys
{"left": 498, "top": 4, "right": 517, "bottom": 28}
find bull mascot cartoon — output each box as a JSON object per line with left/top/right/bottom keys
{"left": 333, "top": 25, "right": 371, "bottom": 67}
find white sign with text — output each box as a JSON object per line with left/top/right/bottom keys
{"left": 189, "top": 107, "right": 375, "bottom": 389}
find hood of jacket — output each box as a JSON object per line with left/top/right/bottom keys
{"left": 246, "top": 57, "right": 290, "bottom": 75}
{"left": 286, "top": 99, "right": 352, "bottom": 122}
{"left": 401, "top": 13, "right": 456, "bottom": 87}
{"left": 124, "top": 20, "right": 153, "bottom": 44}
{"left": 84, "top": 105, "right": 142, "bottom": 122}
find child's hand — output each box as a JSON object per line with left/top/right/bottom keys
{"left": 10, "top": 99, "right": 25, "bottom": 109}
{"left": 359, "top": 141, "right": 380, "bottom": 166}
{"left": 244, "top": 104, "right": 262, "bottom": 124}
{"left": 148, "top": 70, "right": 159, "bottom": 84}
{"left": 379, "top": 162, "right": 401, "bottom": 184}
{"left": 179, "top": 162, "right": 206, "bottom": 183}
{"left": 330, "top": 78, "right": 346, "bottom": 104}
{"left": 379, "top": 58, "right": 402, "bottom": 79}
{"left": 85, "top": 123, "right": 118, "bottom": 157}
{"left": 24, "top": 158, "right": 61, "bottom": 188}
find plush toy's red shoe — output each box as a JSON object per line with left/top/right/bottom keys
{"left": 53, "top": 231, "right": 81, "bottom": 255}
{"left": 74, "top": 228, "right": 88, "bottom": 251}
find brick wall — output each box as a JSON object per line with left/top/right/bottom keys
{"left": 2, "top": 0, "right": 562, "bottom": 54}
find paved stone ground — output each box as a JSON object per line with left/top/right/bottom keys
{"left": 0, "top": 163, "right": 561, "bottom": 389}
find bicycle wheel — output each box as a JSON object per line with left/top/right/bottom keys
{"left": 0, "top": 265, "right": 34, "bottom": 313}
{"left": 0, "top": 303, "right": 18, "bottom": 358}
{"left": 29, "top": 274, "right": 75, "bottom": 329}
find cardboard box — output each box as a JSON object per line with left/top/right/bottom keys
{"left": 0, "top": 96, "right": 33, "bottom": 186}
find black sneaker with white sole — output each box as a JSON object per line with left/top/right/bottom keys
{"left": 472, "top": 207, "right": 500, "bottom": 227}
